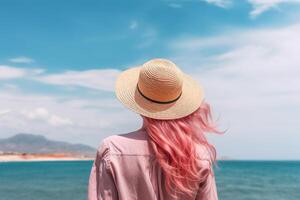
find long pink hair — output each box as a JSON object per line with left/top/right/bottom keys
{"left": 141, "top": 101, "right": 221, "bottom": 198}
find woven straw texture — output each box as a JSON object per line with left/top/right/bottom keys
{"left": 115, "top": 58, "right": 204, "bottom": 120}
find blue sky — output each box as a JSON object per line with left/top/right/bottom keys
{"left": 1, "top": 0, "right": 300, "bottom": 159}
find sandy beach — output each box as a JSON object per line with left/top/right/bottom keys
{"left": 0, "top": 153, "right": 94, "bottom": 162}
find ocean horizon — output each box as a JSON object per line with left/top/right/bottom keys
{"left": 1, "top": 160, "right": 300, "bottom": 200}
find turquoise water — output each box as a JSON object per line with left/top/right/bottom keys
{"left": 0, "top": 161, "right": 300, "bottom": 200}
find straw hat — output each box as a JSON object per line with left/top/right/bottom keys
{"left": 115, "top": 58, "right": 204, "bottom": 120}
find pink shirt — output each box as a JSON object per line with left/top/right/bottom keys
{"left": 88, "top": 128, "right": 218, "bottom": 200}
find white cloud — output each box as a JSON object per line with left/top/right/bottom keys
{"left": 0, "top": 65, "right": 27, "bottom": 79}
{"left": 168, "top": 3, "right": 182, "bottom": 8}
{"left": 9, "top": 56, "right": 35, "bottom": 64}
{"left": 0, "top": 91, "right": 140, "bottom": 146}
{"left": 0, "top": 109, "right": 11, "bottom": 116}
{"left": 204, "top": 0, "right": 231, "bottom": 8}
{"left": 21, "top": 107, "right": 73, "bottom": 126}
{"left": 0, "top": 64, "right": 119, "bottom": 93}
{"left": 48, "top": 114, "right": 73, "bottom": 126}
{"left": 0, "top": 65, "right": 43, "bottom": 80}
{"left": 166, "top": 0, "right": 231, "bottom": 8}
{"left": 170, "top": 23, "right": 300, "bottom": 159}
{"left": 248, "top": 0, "right": 300, "bottom": 18}
{"left": 172, "top": 23, "right": 300, "bottom": 106}
{"left": 63, "top": 98, "right": 122, "bottom": 109}
{"left": 34, "top": 69, "right": 121, "bottom": 91}
{"left": 129, "top": 20, "right": 138, "bottom": 30}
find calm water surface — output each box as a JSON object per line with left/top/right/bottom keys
{"left": 0, "top": 161, "right": 299, "bottom": 200}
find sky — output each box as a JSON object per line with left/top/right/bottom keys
{"left": 0, "top": 0, "right": 300, "bottom": 160}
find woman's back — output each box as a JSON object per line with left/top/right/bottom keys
{"left": 88, "top": 128, "right": 218, "bottom": 200}
{"left": 88, "top": 58, "right": 220, "bottom": 199}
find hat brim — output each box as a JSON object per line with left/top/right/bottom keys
{"left": 115, "top": 66, "right": 204, "bottom": 120}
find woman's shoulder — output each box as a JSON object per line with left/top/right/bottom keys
{"left": 195, "top": 143, "right": 214, "bottom": 163}
{"left": 96, "top": 128, "right": 152, "bottom": 157}
{"left": 94, "top": 137, "right": 110, "bottom": 161}
{"left": 194, "top": 143, "right": 215, "bottom": 176}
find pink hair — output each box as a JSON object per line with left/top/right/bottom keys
{"left": 141, "top": 101, "right": 221, "bottom": 198}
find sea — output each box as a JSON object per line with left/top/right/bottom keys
{"left": 0, "top": 161, "right": 299, "bottom": 200}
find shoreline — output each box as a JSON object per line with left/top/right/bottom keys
{"left": 0, "top": 153, "right": 94, "bottom": 162}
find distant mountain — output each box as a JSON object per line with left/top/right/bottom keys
{"left": 0, "top": 133, "right": 96, "bottom": 157}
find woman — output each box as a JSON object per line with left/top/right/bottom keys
{"left": 88, "top": 58, "right": 220, "bottom": 200}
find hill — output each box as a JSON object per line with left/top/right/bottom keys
{"left": 0, "top": 133, "right": 96, "bottom": 157}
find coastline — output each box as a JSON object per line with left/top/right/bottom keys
{"left": 0, "top": 153, "right": 94, "bottom": 162}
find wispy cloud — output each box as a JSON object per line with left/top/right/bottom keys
{"left": 129, "top": 20, "right": 138, "bottom": 30}
{"left": 0, "top": 65, "right": 43, "bottom": 80}
{"left": 165, "top": 0, "right": 231, "bottom": 8}
{"left": 0, "top": 109, "right": 11, "bottom": 116}
{"left": 170, "top": 23, "right": 300, "bottom": 159}
{"left": 0, "top": 65, "right": 27, "bottom": 79}
{"left": 135, "top": 27, "right": 158, "bottom": 49}
{"left": 172, "top": 23, "right": 300, "bottom": 102}
{"left": 168, "top": 3, "right": 183, "bottom": 8}
{"left": 248, "top": 0, "right": 300, "bottom": 18}
{"left": 34, "top": 69, "right": 121, "bottom": 91}
{"left": 204, "top": 0, "right": 231, "bottom": 8}
{"left": 0, "top": 65, "right": 119, "bottom": 92}
{"left": 2, "top": 83, "right": 18, "bottom": 91}
{"left": 0, "top": 91, "right": 139, "bottom": 146}
{"left": 21, "top": 107, "right": 73, "bottom": 126}
{"left": 9, "top": 56, "right": 35, "bottom": 64}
